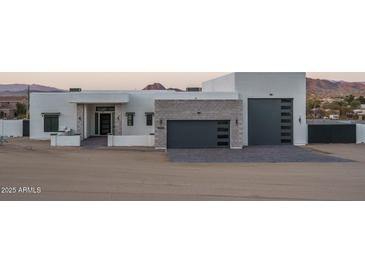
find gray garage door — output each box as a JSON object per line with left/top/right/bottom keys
{"left": 248, "top": 99, "right": 293, "bottom": 145}
{"left": 167, "top": 120, "right": 230, "bottom": 148}
{"left": 308, "top": 124, "right": 356, "bottom": 143}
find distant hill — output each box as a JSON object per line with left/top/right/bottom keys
{"left": 307, "top": 78, "right": 365, "bottom": 98}
{"left": 0, "top": 84, "right": 64, "bottom": 96}
{"left": 143, "top": 79, "right": 365, "bottom": 96}
{"left": 3, "top": 79, "right": 365, "bottom": 98}
{"left": 143, "top": 82, "right": 166, "bottom": 90}
{"left": 142, "top": 82, "right": 182, "bottom": 91}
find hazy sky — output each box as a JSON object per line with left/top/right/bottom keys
{"left": 0, "top": 72, "right": 226, "bottom": 90}
{"left": 1, "top": 72, "right": 365, "bottom": 90}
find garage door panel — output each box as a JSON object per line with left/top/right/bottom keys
{"left": 308, "top": 124, "right": 356, "bottom": 143}
{"left": 248, "top": 99, "right": 293, "bottom": 145}
{"left": 167, "top": 120, "right": 230, "bottom": 148}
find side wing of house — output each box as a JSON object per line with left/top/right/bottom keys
{"left": 30, "top": 93, "right": 76, "bottom": 140}
{"left": 202, "top": 72, "right": 307, "bottom": 146}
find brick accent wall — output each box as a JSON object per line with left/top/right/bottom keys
{"left": 154, "top": 100, "right": 244, "bottom": 149}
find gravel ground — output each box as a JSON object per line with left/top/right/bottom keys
{"left": 168, "top": 146, "right": 353, "bottom": 163}
{"left": 1, "top": 138, "right": 365, "bottom": 200}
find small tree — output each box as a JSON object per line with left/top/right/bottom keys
{"left": 350, "top": 100, "right": 361, "bottom": 109}
{"left": 344, "top": 95, "right": 355, "bottom": 105}
{"left": 306, "top": 98, "right": 322, "bottom": 118}
{"left": 358, "top": 96, "right": 365, "bottom": 104}
{"left": 15, "top": 102, "right": 27, "bottom": 118}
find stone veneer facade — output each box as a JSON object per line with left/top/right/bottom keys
{"left": 154, "top": 100, "right": 244, "bottom": 149}
{"left": 114, "top": 103, "right": 123, "bottom": 135}
{"left": 76, "top": 104, "right": 84, "bottom": 140}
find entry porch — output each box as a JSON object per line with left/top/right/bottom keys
{"left": 75, "top": 103, "right": 123, "bottom": 140}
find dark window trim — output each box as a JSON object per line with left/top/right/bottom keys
{"left": 126, "top": 112, "right": 135, "bottom": 126}
{"left": 43, "top": 114, "right": 59, "bottom": 133}
{"left": 41, "top": 112, "right": 61, "bottom": 116}
{"left": 145, "top": 112, "right": 154, "bottom": 126}
{"left": 96, "top": 106, "right": 115, "bottom": 112}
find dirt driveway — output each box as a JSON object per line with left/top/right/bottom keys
{"left": 1, "top": 138, "right": 365, "bottom": 200}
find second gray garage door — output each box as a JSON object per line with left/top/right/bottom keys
{"left": 167, "top": 120, "right": 230, "bottom": 148}
{"left": 248, "top": 99, "right": 293, "bottom": 145}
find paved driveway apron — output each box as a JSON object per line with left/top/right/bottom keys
{"left": 167, "top": 145, "right": 353, "bottom": 163}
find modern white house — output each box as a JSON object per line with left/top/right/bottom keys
{"left": 29, "top": 72, "right": 308, "bottom": 148}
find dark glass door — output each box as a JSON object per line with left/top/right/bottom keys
{"left": 100, "top": 113, "right": 111, "bottom": 135}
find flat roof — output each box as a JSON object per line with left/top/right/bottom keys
{"left": 67, "top": 92, "right": 129, "bottom": 103}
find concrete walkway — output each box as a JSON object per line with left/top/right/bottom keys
{"left": 82, "top": 136, "right": 108, "bottom": 148}
{"left": 168, "top": 145, "right": 353, "bottom": 163}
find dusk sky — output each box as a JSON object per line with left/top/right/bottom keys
{"left": 1, "top": 72, "right": 365, "bottom": 90}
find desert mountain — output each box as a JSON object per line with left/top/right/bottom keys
{"left": 144, "top": 79, "right": 365, "bottom": 97}
{"left": 3, "top": 79, "right": 365, "bottom": 98}
{"left": 0, "top": 84, "right": 64, "bottom": 96}
{"left": 142, "top": 82, "right": 182, "bottom": 91}
{"left": 143, "top": 82, "right": 166, "bottom": 90}
{"left": 307, "top": 78, "right": 365, "bottom": 98}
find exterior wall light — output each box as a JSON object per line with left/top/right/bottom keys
{"left": 159, "top": 119, "right": 163, "bottom": 125}
{"left": 236, "top": 119, "right": 238, "bottom": 125}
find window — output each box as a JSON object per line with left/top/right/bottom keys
{"left": 281, "top": 99, "right": 292, "bottom": 103}
{"left": 44, "top": 115, "right": 59, "bottom": 132}
{"left": 145, "top": 112, "right": 154, "bottom": 126}
{"left": 126, "top": 112, "right": 135, "bottom": 126}
{"left": 217, "top": 141, "right": 229, "bottom": 146}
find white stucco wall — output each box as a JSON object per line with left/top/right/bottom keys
{"left": 0, "top": 120, "right": 23, "bottom": 137}
{"left": 356, "top": 124, "right": 365, "bottom": 144}
{"left": 68, "top": 92, "right": 129, "bottom": 103}
{"left": 121, "top": 93, "right": 155, "bottom": 135}
{"left": 30, "top": 91, "right": 238, "bottom": 140}
{"left": 30, "top": 93, "right": 77, "bottom": 140}
{"left": 202, "top": 73, "right": 235, "bottom": 92}
{"left": 108, "top": 135, "right": 154, "bottom": 147}
{"left": 50, "top": 135, "right": 81, "bottom": 146}
{"left": 203, "top": 72, "right": 307, "bottom": 146}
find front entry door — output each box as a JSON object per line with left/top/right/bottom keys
{"left": 100, "top": 113, "right": 111, "bottom": 135}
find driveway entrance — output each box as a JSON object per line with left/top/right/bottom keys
{"left": 168, "top": 146, "right": 352, "bottom": 163}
